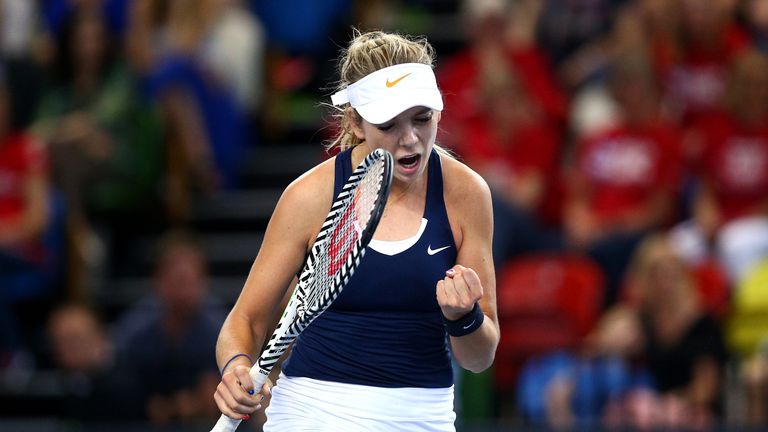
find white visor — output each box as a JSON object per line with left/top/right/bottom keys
{"left": 331, "top": 63, "right": 444, "bottom": 124}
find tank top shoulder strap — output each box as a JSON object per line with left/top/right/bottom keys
{"left": 333, "top": 148, "right": 354, "bottom": 199}
{"left": 336, "top": 148, "right": 449, "bottom": 225}
{"left": 424, "top": 149, "right": 451, "bottom": 226}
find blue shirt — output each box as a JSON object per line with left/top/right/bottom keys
{"left": 282, "top": 148, "right": 457, "bottom": 388}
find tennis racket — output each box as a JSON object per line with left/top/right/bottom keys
{"left": 210, "top": 148, "right": 393, "bottom": 432}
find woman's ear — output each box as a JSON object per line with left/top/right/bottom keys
{"left": 347, "top": 108, "right": 366, "bottom": 140}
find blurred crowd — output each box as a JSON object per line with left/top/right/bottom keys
{"left": 0, "top": 0, "right": 767, "bottom": 430}
{"left": 441, "top": 0, "right": 768, "bottom": 429}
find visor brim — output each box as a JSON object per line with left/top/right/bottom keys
{"left": 355, "top": 90, "right": 444, "bottom": 125}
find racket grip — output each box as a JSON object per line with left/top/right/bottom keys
{"left": 211, "top": 415, "right": 241, "bottom": 432}
{"left": 210, "top": 367, "right": 270, "bottom": 432}
{"left": 249, "top": 365, "right": 270, "bottom": 391}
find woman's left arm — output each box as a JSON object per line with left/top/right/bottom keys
{"left": 438, "top": 161, "right": 500, "bottom": 373}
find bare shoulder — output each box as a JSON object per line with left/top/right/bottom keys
{"left": 439, "top": 153, "right": 493, "bottom": 260}
{"left": 440, "top": 154, "right": 492, "bottom": 207}
{"left": 273, "top": 156, "right": 337, "bottom": 240}
{"left": 283, "top": 156, "right": 335, "bottom": 207}
{"left": 439, "top": 154, "right": 492, "bottom": 247}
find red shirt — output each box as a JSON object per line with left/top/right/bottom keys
{"left": 658, "top": 24, "right": 751, "bottom": 125}
{"left": 699, "top": 112, "right": 768, "bottom": 222}
{"left": 463, "top": 117, "right": 557, "bottom": 174}
{"left": 0, "top": 132, "right": 47, "bottom": 222}
{"left": 575, "top": 122, "right": 682, "bottom": 223}
{"left": 438, "top": 46, "right": 567, "bottom": 127}
{"left": 461, "top": 115, "right": 562, "bottom": 223}
{"left": 437, "top": 46, "right": 567, "bottom": 223}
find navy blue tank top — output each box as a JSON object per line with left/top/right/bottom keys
{"left": 282, "top": 148, "right": 457, "bottom": 388}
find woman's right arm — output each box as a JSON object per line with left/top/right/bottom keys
{"left": 213, "top": 161, "right": 334, "bottom": 419}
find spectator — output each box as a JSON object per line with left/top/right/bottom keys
{"left": 203, "top": 0, "right": 265, "bottom": 114}
{"left": 624, "top": 233, "right": 729, "bottom": 430}
{"left": 126, "top": 0, "right": 252, "bottom": 221}
{"left": 440, "top": 0, "right": 567, "bottom": 142}
{"left": 0, "top": 69, "right": 52, "bottom": 295}
{"left": 438, "top": 0, "right": 566, "bottom": 266}
{"left": 250, "top": 0, "right": 350, "bottom": 142}
{"left": 552, "top": 0, "right": 647, "bottom": 91}
{"left": 112, "top": 230, "right": 225, "bottom": 425}
{"left": 0, "top": 0, "right": 45, "bottom": 130}
{"left": 742, "top": 0, "right": 768, "bottom": 54}
{"left": 689, "top": 50, "right": 768, "bottom": 284}
{"left": 726, "top": 257, "right": 768, "bottom": 427}
{"left": 46, "top": 303, "right": 143, "bottom": 421}
{"left": 742, "top": 345, "right": 768, "bottom": 426}
{"left": 517, "top": 306, "right": 652, "bottom": 430}
{"left": 455, "top": 66, "right": 564, "bottom": 267}
{"left": 33, "top": 7, "right": 165, "bottom": 290}
{"left": 0, "top": 62, "right": 64, "bottom": 366}
{"left": 658, "top": 0, "right": 750, "bottom": 126}
{"left": 564, "top": 52, "right": 683, "bottom": 307}
{"left": 1, "top": 0, "right": 40, "bottom": 61}
{"left": 566, "top": 1, "right": 665, "bottom": 138}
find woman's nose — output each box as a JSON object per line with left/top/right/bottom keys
{"left": 399, "top": 125, "right": 418, "bottom": 147}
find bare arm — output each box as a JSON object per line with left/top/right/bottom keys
{"left": 600, "top": 188, "right": 675, "bottom": 236}
{"left": 20, "top": 174, "right": 49, "bottom": 239}
{"left": 213, "top": 161, "right": 334, "bottom": 419}
{"left": 693, "top": 182, "right": 722, "bottom": 239}
{"left": 161, "top": 88, "right": 217, "bottom": 184}
{"left": 684, "top": 357, "right": 721, "bottom": 414}
{"left": 563, "top": 168, "right": 601, "bottom": 248}
{"left": 439, "top": 159, "right": 500, "bottom": 373}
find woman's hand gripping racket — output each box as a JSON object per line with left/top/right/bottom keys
{"left": 210, "top": 148, "right": 393, "bottom": 432}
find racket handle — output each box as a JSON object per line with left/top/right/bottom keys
{"left": 210, "top": 367, "right": 270, "bottom": 432}
{"left": 211, "top": 415, "right": 242, "bottom": 432}
{"left": 249, "top": 365, "right": 270, "bottom": 391}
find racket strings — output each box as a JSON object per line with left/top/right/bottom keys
{"left": 304, "top": 158, "right": 386, "bottom": 312}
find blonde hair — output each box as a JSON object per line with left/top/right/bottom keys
{"left": 327, "top": 29, "right": 450, "bottom": 157}
{"left": 625, "top": 233, "right": 698, "bottom": 309}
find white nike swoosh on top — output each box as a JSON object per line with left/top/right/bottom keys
{"left": 462, "top": 320, "right": 476, "bottom": 330}
{"left": 427, "top": 245, "right": 451, "bottom": 255}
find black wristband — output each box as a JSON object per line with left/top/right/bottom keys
{"left": 442, "top": 302, "right": 484, "bottom": 337}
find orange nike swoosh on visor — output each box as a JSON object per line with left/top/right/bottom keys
{"left": 385, "top": 73, "right": 412, "bottom": 88}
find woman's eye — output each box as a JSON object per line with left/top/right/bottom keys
{"left": 415, "top": 115, "right": 432, "bottom": 123}
{"left": 377, "top": 124, "right": 393, "bottom": 131}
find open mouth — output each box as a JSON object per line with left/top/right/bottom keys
{"left": 398, "top": 154, "right": 421, "bottom": 169}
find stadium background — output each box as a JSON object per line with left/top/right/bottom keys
{"left": 1, "top": 0, "right": 768, "bottom": 430}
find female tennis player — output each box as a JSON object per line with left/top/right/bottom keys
{"left": 213, "top": 29, "right": 499, "bottom": 431}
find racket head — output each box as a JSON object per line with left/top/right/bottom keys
{"left": 302, "top": 148, "right": 393, "bottom": 314}
{"left": 353, "top": 148, "right": 393, "bottom": 248}
{"left": 256, "top": 148, "right": 392, "bottom": 368}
